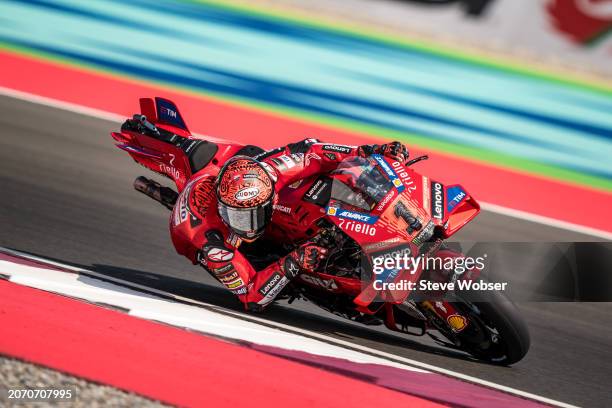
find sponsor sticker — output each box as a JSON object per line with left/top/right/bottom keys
{"left": 218, "top": 272, "right": 240, "bottom": 284}
{"left": 259, "top": 272, "right": 282, "bottom": 296}
{"left": 412, "top": 220, "right": 435, "bottom": 246}
{"left": 279, "top": 155, "right": 296, "bottom": 169}
{"left": 225, "top": 232, "right": 242, "bottom": 248}
{"left": 322, "top": 144, "right": 352, "bottom": 154}
{"left": 372, "top": 155, "right": 405, "bottom": 192}
{"left": 273, "top": 204, "right": 291, "bottom": 214}
{"left": 327, "top": 207, "right": 379, "bottom": 225}
{"left": 338, "top": 218, "right": 377, "bottom": 237}
{"left": 303, "top": 177, "right": 331, "bottom": 206}
{"left": 257, "top": 279, "right": 288, "bottom": 305}
{"left": 376, "top": 189, "right": 396, "bottom": 212}
{"left": 431, "top": 181, "right": 444, "bottom": 220}
{"left": 290, "top": 153, "right": 304, "bottom": 164}
{"left": 173, "top": 191, "right": 189, "bottom": 226}
{"left": 206, "top": 247, "right": 234, "bottom": 262}
{"left": 213, "top": 264, "right": 235, "bottom": 276}
{"left": 257, "top": 273, "right": 290, "bottom": 305}
{"left": 446, "top": 186, "right": 467, "bottom": 212}
{"left": 181, "top": 139, "right": 200, "bottom": 154}
{"left": 159, "top": 163, "right": 181, "bottom": 181}
{"left": 283, "top": 257, "right": 301, "bottom": 279}
{"left": 323, "top": 152, "right": 337, "bottom": 161}
{"left": 226, "top": 279, "right": 245, "bottom": 290}
{"left": 363, "top": 238, "right": 401, "bottom": 251}
{"left": 235, "top": 187, "right": 260, "bottom": 201}
{"left": 232, "top": 287, "right": 248, "bottom": 295}
{"left": 447, "top": 314, "right": 468, "bottom": 332}
{"left": 156, "top": 99, "right": 186, "bottom": 129}
{"left": 392, "top": 161, "right": 417, "bottom": 192}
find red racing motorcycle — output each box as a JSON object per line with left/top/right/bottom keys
{"left": 112, "top": 97, "right": 530, "bottom": 365}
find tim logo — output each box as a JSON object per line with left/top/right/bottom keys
{"left": 548, "top": 0, "right": 612, "bottom": 46}
{"left": 161, "top": 107, "right": 177, "bottom": 118}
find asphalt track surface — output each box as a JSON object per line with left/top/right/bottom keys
{"left": 1, "top": 95, "right": 611, "bottom": 407}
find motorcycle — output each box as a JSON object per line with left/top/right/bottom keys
{"left": 111, "top": 97, "right": 530, "bottom": 365}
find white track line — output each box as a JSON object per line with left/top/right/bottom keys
{"left": 2, "top": 257, "right": 424, "bottom": 373}
{"left": 0, "top": 247, "right": 578, "bottom": 408}
{"left": 0, "top": 86, "right": 124, "bottom": 123}
{"left": 1, "top": 85, "right": 610, "bottom": 240}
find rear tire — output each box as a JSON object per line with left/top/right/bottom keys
{"left": 453, "top": 290, "right": 530, "bottom": 365}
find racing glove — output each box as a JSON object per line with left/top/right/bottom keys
{"left": 359, "top": 141, "right": 409, "bottom": 163}
{"left": 282, "top": 243, "right": 328, "bottom": 278}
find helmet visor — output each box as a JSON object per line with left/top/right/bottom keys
{"left": 218, "top": 199, "right": 272, "bottom": 239}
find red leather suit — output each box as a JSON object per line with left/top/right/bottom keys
{"left": 170, "top": 139, "right": 359, "bottom": 311}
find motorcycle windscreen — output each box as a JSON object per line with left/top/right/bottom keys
{"left": 327, "top": 156, "right": 394, "bottom": 212}
{"left": 324, "top": 157, "right": 417, "bottom": 311}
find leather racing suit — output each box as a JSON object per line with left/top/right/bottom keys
{"left": 169, "top": 139, "right": 408, "bottom": 311}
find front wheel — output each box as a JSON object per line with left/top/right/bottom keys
{"left": 452, "top": 290, "right": 530, "bottom": 365}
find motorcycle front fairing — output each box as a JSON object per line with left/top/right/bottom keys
{"left": 322, "top": 155, "right": 480, "bottom": 313}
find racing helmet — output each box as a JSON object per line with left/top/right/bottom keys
{"left": 217, "top": 156, "right": 274, "bottom": 240}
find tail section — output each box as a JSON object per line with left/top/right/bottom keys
{"left": 110, "top": 97, "right": 250, "bottom": 192}
{"left": 140, "top": 97, "right": 191, "bottom": 137}
{"left": 110, "top": 97, "right": 197, "bottom": 191}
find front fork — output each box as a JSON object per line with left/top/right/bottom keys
{"left": 420, "top": 300, "right": 469, "bottom": 333}
{"left": 382, "top": 248, "right": 481, "bottom": 336}
{"left": 382, "top": 300, "right": 468, "bottom": 336}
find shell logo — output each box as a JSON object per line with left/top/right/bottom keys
{"left": 235, "top": 187, "right": 260, "bottom": 201}
{"left": 447, "top": 314, "right": 468, "bottom": 332}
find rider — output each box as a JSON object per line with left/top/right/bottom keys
{"left": 170, "top": 139, "right": 408, "bottom": 311}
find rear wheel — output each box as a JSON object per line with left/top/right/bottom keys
{"left": 452, "top": 290, "right": 530, "bottom": 365}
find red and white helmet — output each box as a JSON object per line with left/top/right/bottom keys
{"left": 217, "top": 156, "right": 275, "bottom": 240}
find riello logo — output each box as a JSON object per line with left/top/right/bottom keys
{"left": 160, "top": 163, "right": 181, "bottom": 180}
{"left": 338, "top": 219, "right": 377, "bottom": 236}
{"left": 392, "top": 161, "right": 416, "bottom": 191}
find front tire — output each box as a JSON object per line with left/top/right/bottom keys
{"left": 453, "top": 290, "right": 530, "bottom": 365}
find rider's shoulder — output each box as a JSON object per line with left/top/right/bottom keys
{"left": 183, "top": 173, "right": 217, "bottom": 220}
